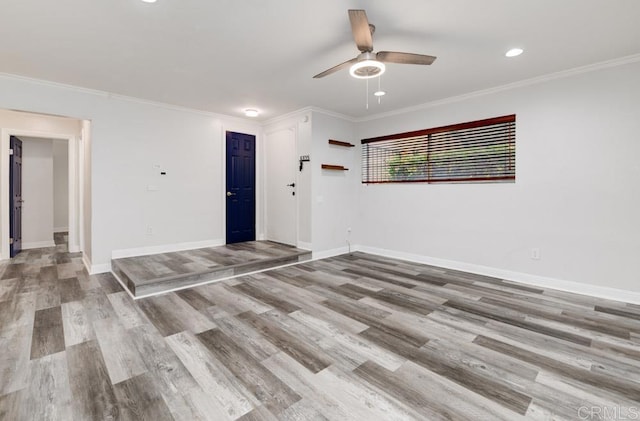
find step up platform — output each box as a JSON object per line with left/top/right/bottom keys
{"left": 112, "top": 241, "right": 312, "bottom": 297}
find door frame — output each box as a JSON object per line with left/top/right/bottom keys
{"left": 221, "top": 125, "right": 261, "bottom": 244}
{"left": 264, "top": 125, "right": 299, "bottom": 246}
{"left": 0, "top": 128, "right": 82, "bottom": 259}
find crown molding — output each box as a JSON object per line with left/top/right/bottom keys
{"left": 354, "top": 53, "right": 640, "bottom": 123}
{"left": 0, "top": 72, "right": 109, "bottom": 98}
{"left": 307, "top": 106, "right": 356, "bottom": 123}
{"left": 0, "top": 72, "right": 258, "bottom": 125}
{"left": 261, "top": 106, "right": 313, "bottom": 127}
{"left": 262, "top": 105, "right": 355, "bottom": 127}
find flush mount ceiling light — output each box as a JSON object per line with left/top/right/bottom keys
{"left": 141, "top": 0, "right": 157, "bottom": 3}
{"left": 505, "top": 48, "right": 524, "bottom": 58}
{"left": 244, "top": 109, "right": 259, "bottom": 117}
{"left": 373, "top": 90, "right": 386, "bottom": 96}
{"left": 349, "top": 55, "right": 386, "bottom": 79}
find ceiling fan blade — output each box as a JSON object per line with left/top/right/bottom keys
{"left": 313, "top": 58, "right": 358, "bottom": 78}
{"left": 348, "top": 9, "right": 373, "bottom": 52}
{"left": 377, "top": 51, "right": 437, "bottom": 65}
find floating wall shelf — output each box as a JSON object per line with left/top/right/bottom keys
{"left": 321, "top": 164, "right": 349, "bottom": 171}
{"left": 328, "top": 139, "right": 355, "bottom": 147}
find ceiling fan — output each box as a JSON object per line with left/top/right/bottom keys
{"left": 313, "top": 9, "right": 437, "bottom": 79}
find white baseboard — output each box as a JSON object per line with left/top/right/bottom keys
{"left": 356, "top": 245, "right": 640, "bottom": 305}
{"left": 54, "top": 227, "right": 69, "bottom": 233}
{"left": 111, "top": 239, "right": 225, "bottom": 259}
{"left": 22, "top": 241, "right": 56, "bottom": 250}
{"left": 312, "top": 245, "right": 353, "bottom": 261}
{"left": 82, "top": 253, "right": 92, "bottom": 273}
{"left": 83, "top": 251, "right": 110, "bottom": 275}
{"left": 297, "top": 241, "right": 312, "bottom": 251}
{"left": 90, "top": 263, "right": 111, "bottom": 275}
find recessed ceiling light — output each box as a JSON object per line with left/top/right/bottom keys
{"left": 244, "top": 109, "right": 259, "bottom": 117}
{"left": 505, "top": 48, "right": 524, "bottom": 58}
{"left": 373, "top": 90, "right": 386, "bottom": 97}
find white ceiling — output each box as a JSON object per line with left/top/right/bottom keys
{"left": 1, "top": 1, "right": 639, "bottom": 120}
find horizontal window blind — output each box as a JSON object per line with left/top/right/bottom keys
{"left": 361, "top": 115, "right": 516, "bottom": 184}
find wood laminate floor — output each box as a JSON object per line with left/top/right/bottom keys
{"left": 1, "top": 238, "right": 639, "bottom": 420}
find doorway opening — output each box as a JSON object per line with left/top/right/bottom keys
{"left": 8, "top": 136, "right": 69, "bottom": 256}
{"left": 0, "top": 109, "right": 88, "bottom": 261}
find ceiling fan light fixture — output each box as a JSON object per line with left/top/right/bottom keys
{"left": 349, "top": 60, "right": 386, "bottom": 79}
{"left": 505, "top": 48, "right": 523, "bottom": 58}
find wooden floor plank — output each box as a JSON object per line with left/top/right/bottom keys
{"left": 22, "top": 351, "right": 73, "bottom": 420}
{"left": 66, "top": 340, "right": 120, "bottom": 420}
{"left": 107, "top": 291, "right": 148, "bottom": 330}
{"left": 165, "top": 330, "right": 255, "bottom": 420}
{"left": 0, "top": 389, "right": 23, "bottom": 420}
{"left": 353, "top": 360, "right": 470, "bottom": 421}
{"left": 128, "top": 324, "right": 219, "bottom": 421}
{"left": 394, "top": 361, "right": 528, "bottom": 421}
{"left": 93, "top": 317, "right": 147, "bottom": 385}
{"left": 238, "top": 311, "right": 332, "bottom": 374}
{"left": 59, "top": 277, "right": 86, "bottom": 304}
{"left": 113, "top": 372, "right": 175, "bottom": 421}
{"left": 361, "top": 326, "right": 532, "bottom": 414}
{"left": 0, "top": 323, "right": 33, "bottom": 395}
{"left": 30, "top": 306, "right": 65, "bottom": 360}
{"left": 61, "top": 300, "right": 96, "bottom": 347}
{"left": 137, "top": 293, "right": 216, "bottom": 336}
{"left": 474, "top": 335, "right": 640, "bottom": 401}
{"left": 232, "top": 282, "right": 301, "bottom": 314}
{"left": 261, "top": 352, "right": 352, "bottom": 420}
{"left": 197, "top": 328, "right": 302, "bottom": 415}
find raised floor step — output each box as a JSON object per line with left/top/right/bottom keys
{"left": 112, "top": 241, "right": 311, "bottom": 297}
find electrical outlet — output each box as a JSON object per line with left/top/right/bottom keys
{"left": 146, "top": 226, "right": 154, "bottom": 236}
{"left": 531, "top": 248, "right": 540, "bottom": 260}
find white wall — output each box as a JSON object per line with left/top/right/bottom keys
{"left": 354, "top": 60, "right": 640, "bottom": 293}
{"left": 0, "top": 75, "right": 260, "bottom": 270}
{"left": 21, "top": 138, "right": 54, "bottom": 248}
{"left": 311, "top": 111, "right": 358, "bottom": 255}
{"left": 53, "top": 140, "right": 69, "bottom": 232}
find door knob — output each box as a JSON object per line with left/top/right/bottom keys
{"left": 287, "top": 183, "right": 296, "bottom": 188}
{"left": 226, "top": 192, "right": 236, "bottom": 197}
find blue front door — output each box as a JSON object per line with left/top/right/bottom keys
{"left": 226, "top": 132, "right": 256, "bottom": 244}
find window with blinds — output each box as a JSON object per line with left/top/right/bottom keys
{"left": 361, "top": 115, "right": 516, "bottom": 184}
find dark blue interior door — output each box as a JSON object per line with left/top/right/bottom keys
{"left": 226, "top": 132, "right": 256, "bottom": 244}
{"left": 9, "top": 136, "right": 23, "bottom": 257}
